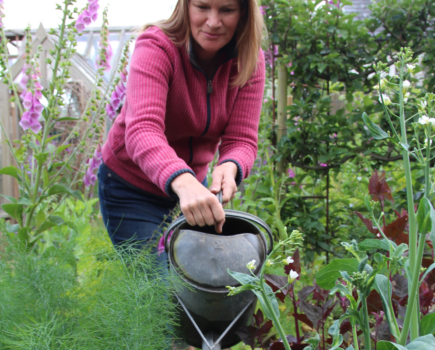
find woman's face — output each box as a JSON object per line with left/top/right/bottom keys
{"left": 188, "top": 0, "right": 242, "bottom": 62}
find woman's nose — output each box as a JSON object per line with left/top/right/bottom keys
{"left": 206, "top": 10, "right": 222, "bottom": 28}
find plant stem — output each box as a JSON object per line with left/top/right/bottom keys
{"left": 352, "top": 320, "right": 360, "bottom": 350}
{"left": 398, "top": 233, "right": 426, "bottom": 345}
{"left": 361, "top": 297, "right": 372, "bottom": 350}
{"left": 25, "top": 0, "right": 69, "bottom": 228}
{"left": 291, "top": 287, "right": 301, "bottom": 343}
{"left": 397, "top": 57, "right": 419, "bottom": 342}
{"left": 261, "top": 284, "right": 291, "bottom": 350}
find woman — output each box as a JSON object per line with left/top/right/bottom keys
{"left": 98, "top": 0, "right": 265, "bottom": 267}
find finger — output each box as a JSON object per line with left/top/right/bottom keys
{"left": 210, "top": 170, "right": 224, "bottom": 194}
{"left": 190, "top": 203, "right": 207, "bottom": 227}
{"left": 183, "top": 209, "right": 196, "bottom": 227}
{"left": 221, "top": 177, "right": 237, "bottom": 204}
{"left": 215, "top": 220, "right": 224, "bottom": 234}
{"left": 210, "top": 202, "right": 225, "bottom": 233}
{"left": 201, "top": 202, "right": 216, "bottom": 227}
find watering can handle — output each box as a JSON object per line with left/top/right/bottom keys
{"left": 164, "top": 192, "right": 274, "bottom": 254}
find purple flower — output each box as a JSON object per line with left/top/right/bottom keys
{"left": 120, "top": 68, "right": 127, "bottom": 82}
{"left": 106, "top": 104, "right": 116, "bottom": 120}
{"left": 288, "top": 168, "right": 295, "bottom": 178}
{"left": 320, "top": 163, "right": 328, "bottom": 167}
{"left": 23, "top": 91, "right": 33, "bottom": 109}
{"left": 75, "top": 15, "right": 86, "bottom": 33}
{"left": 259, "top": 6, "right": 268, "bottom": 16}
{"left": 83, "top": 145, "right": 102, "bottom": 187}
{"left": 110, "top": 90, "right": 121, "bottom": 110}
{"left": 157, "top": 230, "right": 173, "bottom": 256}
{"left": 290, "top": 181, "right": 297, "bottom": 186}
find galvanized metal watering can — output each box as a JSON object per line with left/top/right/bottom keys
{"left": 164, "top": 193, "right": 273, "bottom": 350}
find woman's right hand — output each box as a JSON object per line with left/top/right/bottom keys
{"left": 171, "top": 173, "right": 226, "bottom": 233}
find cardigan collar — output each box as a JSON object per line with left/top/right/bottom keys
{"left": 188, "top": 35, "right": 237, "bottom": 77}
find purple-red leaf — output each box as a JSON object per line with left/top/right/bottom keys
{"left": 284, "top": 248, "right": 301, "bottom": 275}
{"left": 383, "top": 215, "right": 409, "bottom": 245}
{"left": 293, "top": 312, "right": 314, "bottom": 328}
{"left": 235, "top": 326, "right": 256, "bottom": 349}
{"left": 299, "top": 301, "right": 322, "bottom": 329}
{"left": 367, "top": 290, "right": 384, "bottom": 314}
{"left": 264, "top": 274, "right": 292, "bottom": 303}
{"left": 254, "top": 309, "right": 265, "bottom": 327}
{"left": 298, "top": 286, "right": 315, "bottom": 302}
{"left": 369, "top": 170, "right": 394, "bottom": 203}
{"left": 354, "top": 211, "right": 379, "bottom": 234}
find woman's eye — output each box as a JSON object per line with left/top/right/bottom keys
{"left": 197, "top": 5, "right": 208, "bottom": 10}
{"left": 221, "top": 8, "right": 235, "bottom": 13}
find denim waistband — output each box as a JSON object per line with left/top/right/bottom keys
{"left": 100, "top": 162, "right": 178, "bottom": 204}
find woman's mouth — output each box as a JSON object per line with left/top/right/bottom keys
{"left": 202, "top": 32, "right": 223, "bottom": 39}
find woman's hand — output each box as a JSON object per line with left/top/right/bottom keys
{"left": 209, "top": 162, "right": 238, "bottom": 206}
{"left": 171, "top": 173, "right": 226, "bottom": 233}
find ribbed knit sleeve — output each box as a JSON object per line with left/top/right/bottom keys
{"left": 218, "top": 50, "right": 266, "bottom": 182}
{"left": 124, "top": 30, "right": 195, "bottom": 196}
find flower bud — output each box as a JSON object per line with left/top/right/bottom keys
{"left": 402, "top": 80, "right": 411, "bottom": 91}
{"left": 282, "top": 257, "right": 294, "bottom": 265}
{"left": 288, "top": 269, "right": 299, "bottom": 284}
{"left": 266, "top": 259, "right": 273, "bottom": 267}
{"left": 246, "top": 260, "right": 256, "bottom": 270}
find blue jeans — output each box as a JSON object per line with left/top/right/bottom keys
{"left": 98, "top": 163, "right": 208, "bottom": 269}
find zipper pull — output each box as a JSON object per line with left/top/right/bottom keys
{"left": 207, "top": 80, "right": 213, "bottom": 94}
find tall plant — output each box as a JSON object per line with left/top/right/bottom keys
{"left": 313, "top": 47, "right": 435, "bottom": 349}
{"left": 0, "top": 0, "right": 130, "bottom": 250}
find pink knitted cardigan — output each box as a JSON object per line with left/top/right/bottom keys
{"left": 102, "top": 27, "right": 266, "bottom": 198}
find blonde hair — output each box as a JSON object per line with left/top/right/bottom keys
{"left": 142, "top": 0, "right": 264, "bottom": 87}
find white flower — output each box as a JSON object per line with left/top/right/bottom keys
{"left": 407, "top": 64, "right": 416, "bottom": 73}
{"left": 379, "top": 78, "right": 388, "bottom": 88}
{"left": 288, "top": 269, "right": 299, "bottom": 283}
{"left": 402, "top": 80, "right": 411, "bottom": 90}
{"left": 373, "top": 84, "right": 380, "bottom": 90}
{"left": 404, "top": 92, "right": 410, "bottom": 103}
{"left": 425, "top": 138, "right": 433, "bottom": 147}
{"left": 418, "top": 115, "right": 430, "bottom": 125}
{"left": 266, "top": 259, "right": 274, "bottom": 267}
{"left": 430, "top": 118, "right": 435, "bottom": 128}
{"left": 379, "top": 94, "right": 391, "bottom": 105}
{"left": 282, "top": 257, "right": 294, "bottom": 265}
{"left": 246, "top": 260, "right": 256, "bottom": 270}
{"left": 421, "top": 101, "right": 428, "bottom": 109}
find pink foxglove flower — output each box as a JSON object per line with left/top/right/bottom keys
{"left": 75, "top": 0, "right": 99, "bottom": 33}
{"left": 288, "top": 168, "right": 295, "bottom": 178}
{"left": 157, "top": 230, "right": 173, "bottom": 255}
{"left": 83, "top": 146, "right": 102, "bottom": 187}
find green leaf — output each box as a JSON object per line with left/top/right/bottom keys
{"left": 0, "top": 166, "right": 22, "bottom": 180}
{"left": 421, "top": 313, "right": 435, "bottom": 336}
{"left": 358, "top": 256, "right": 369, "bottom": 272}
{"left": 43, "top": 184, "right": 83, "bottom": 201}
{"left": 405, "top": 334, "right": 435, "bottom": 350}
{"left": 392, "top": 243, "right": 409, "bottom": 260}
{"left": 374, "top": 274, "right": 400, "bottom": 340}
{"left": 227, "top": 269, "right": 259, "bottom": 286}
{"left": 316, "top": 258, "right": 359, "bottom": 290}
{"left": 328, "top": 319, "right": 344, "bottom": 350}
{"left": 55, "top": 144, "right": 71, "bottom": 156}
{"left": 359, "top": 239, "right": 391, "bottom": 251}
{"left": 0, "top": 195, "right": 18, "bottom": 204}
{"left": 362, "top": 112, "right": 389, "bottom": 140}
{"left": 17, "top": 226, "right": 30, "bottom": 244}
{"left": 35, "top": 215, "right": 66, "bottom": 235}
{"left": 417, "top": 197, "right": 432, "bottom": 234}
{"left": 2, "top": 203, "right": 23, "bottom": 225}
{"left": 377, "top": 341, "right": 407, "bottom": 350}
{"left": 304, "top": 334, "right": 320, "bottom": 350}
{"left": 34, "top": 152, "right": 49, "bottom": 166}
{"left": 330, "top": 284, "right": 352, "bottom": 297}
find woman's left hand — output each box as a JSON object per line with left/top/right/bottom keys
{"left": 209, "top": 162, "right": 238, "bottom": 206}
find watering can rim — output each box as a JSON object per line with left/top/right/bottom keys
{"left": 164, "top": 208, "right": 274, "bottom": 255}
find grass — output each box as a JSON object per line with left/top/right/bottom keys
{"left": 0, "top": 214, "right": 179, "bottom": 350}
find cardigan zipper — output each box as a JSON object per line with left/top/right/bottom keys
{"left": 189, "top": 78, "right": 213, "bottom": 164}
